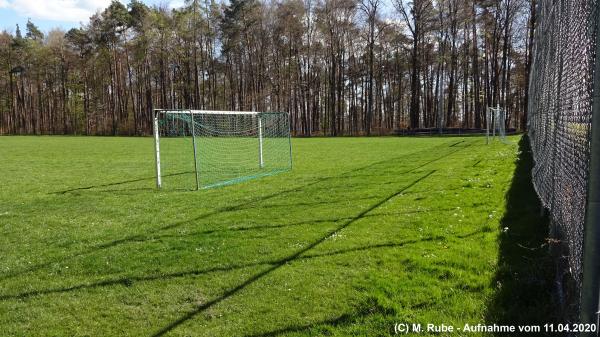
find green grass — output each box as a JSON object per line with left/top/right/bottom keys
{"left": 0, "top": 135, "right": 555, "bottom": 336}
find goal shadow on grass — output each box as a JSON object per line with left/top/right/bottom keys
{"left": 485, "top": 135, "right": 558, "bottom": 332}
{"left": 49, "top": 171, "right": 195, "bottom": 194}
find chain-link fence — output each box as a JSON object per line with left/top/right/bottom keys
{"left": 528, "top": 0, "right": 600, "bottom": 325}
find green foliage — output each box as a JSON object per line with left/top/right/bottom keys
{"left": 98, "top": 0, "right": 131, "bottom": 45}
{"left": 128, "top": 0, "right": 150, "bottom": 32}
{"left": 221, "top": 0, "right": 259, "bottom": 51}
{"left": 11, "top": 24, "right": 25, "bottom": 49}
{"left": 14, "top": 24, "right": 22, "bottom": 39}
{"left": 25, "top": 19, "right": 44, "bottom": 41}
{"left": 0, "top": 135, "right": 554, "bottom": 336}
{"left": 65, "top": 28, "right": 92, "bottom": 57}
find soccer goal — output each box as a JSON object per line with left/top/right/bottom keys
{"left": 153, "top": 109, "right": 292, "bottom": 190}
{"left": 486, "top": 105, "right": 507, "bottom": 144}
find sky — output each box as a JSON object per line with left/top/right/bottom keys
{"left": 0, "top": 0, "right": 185, "bottom": 34}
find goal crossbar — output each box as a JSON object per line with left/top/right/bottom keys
{"left": 155, "top": 109, "right": 274, "bottom": 116}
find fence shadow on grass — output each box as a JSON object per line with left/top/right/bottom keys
{"left": 485, "top": 136, "right": 558, "bottom": 334}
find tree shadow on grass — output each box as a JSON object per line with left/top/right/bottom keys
{"left": 0, "top": 205, "right": 475, "bottom": 302}
{"left": 1, "top": 140, "right": 471, "bottom": 283}
{"left": 1, "top": 173, "right": 342, "bottom": 281}
{"left": 148, "top": 170, "right": 437, "bottom": 337}
{"left": 50, "top": 139, "right": 471, "bottom": 195}
{"left": 0, "top": 139, "right": 483, "bottom": 337}
{"left": 242, "top": 290, "right": 408, "bottom": 337}
{"left": 242, "top": 313, "right": 356, "bottom": 337}
{"left": 485, "top": 136, "right": 558, "bottom": 334}
{"left": 242, "top": 299, "right": 387, "bottom": 337}
{"left": 0, "top": 235, "right": 447, "bottom": 301}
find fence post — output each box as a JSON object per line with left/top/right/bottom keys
{"left": 580, "top": 3, "right": 600, "bottom": 335}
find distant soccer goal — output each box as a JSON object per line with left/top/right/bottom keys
{"left": 153, "top": 110, "right": 292, "bottom": 190}
{"left": 486, "top": 106, "right": 507, "bottom": 144}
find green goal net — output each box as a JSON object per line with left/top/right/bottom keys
{"left": 153, "top": 110, "right": 292, "bottom": 190}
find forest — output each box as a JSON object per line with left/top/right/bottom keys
{"left": 0, "top": 0, "right": 534, "bottom": 136}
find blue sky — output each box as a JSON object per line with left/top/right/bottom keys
{"left": 0, "top": 0, "right": 185, "bottom": 34}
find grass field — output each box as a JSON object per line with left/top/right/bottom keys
{"left": 0, "top": 135, "right": 555, "bottom": 336}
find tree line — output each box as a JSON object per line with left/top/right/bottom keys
{"left": 0, "top": 0, "right": 534, "bottom": 136}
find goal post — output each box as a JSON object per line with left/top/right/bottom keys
{"left": 189, "top": 109, "right": 200, "bottom": 190}
{"left": 258, "top": 115, "right": 264, "bottom": 168}
{"left": 486, "top": 105, "right": 507, "bottom": 144}
{"left": 153, "top": 109, "right": 162, "bottom": 188}
{"left": 153, "top": 109, "right": 292, "bottom": 190}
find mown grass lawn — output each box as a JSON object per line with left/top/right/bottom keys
{"left": 0, "top": 135, "right": 554, "bottom": 336}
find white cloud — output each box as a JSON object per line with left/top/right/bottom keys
{"left": 3, "top": 0, "right": 119, "bottom": 23}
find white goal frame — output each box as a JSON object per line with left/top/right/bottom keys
{"left": 153, "top": 109, "right": 279, "bottom": 190}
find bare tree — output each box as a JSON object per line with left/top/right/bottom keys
{"left": 395, "top": 0, "right": 433, "bottom": 129}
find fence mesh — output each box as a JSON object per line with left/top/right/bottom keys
{"left": 528, "top": 0, "right": 599, "bottom": 314}
{"left": 156, "top": 111, "right": 292, "bottom": 189}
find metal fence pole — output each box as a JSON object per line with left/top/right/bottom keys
{"left": 580, "top": 2, "right": 600, "bottom": 334}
